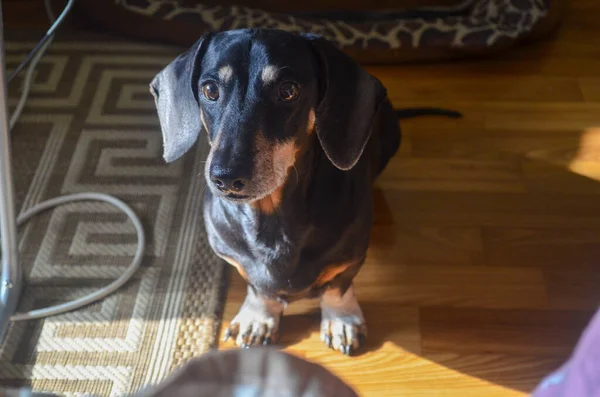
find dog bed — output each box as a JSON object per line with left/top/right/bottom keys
{"left": 75, "top": 0, "right": 565, "bottom": 64}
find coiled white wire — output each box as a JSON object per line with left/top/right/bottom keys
{"left": 6, "top": 0, "right": 145, "bottom": 321}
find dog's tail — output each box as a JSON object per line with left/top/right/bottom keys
{"left": 395, "top": 107, "right": 463, "bottom": 119}
{"left": 372, "top": 104, "right": 463, "bottom": 180}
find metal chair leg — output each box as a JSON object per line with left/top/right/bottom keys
{"left": 0, "top": 0, "right": 23, "bottom": 345}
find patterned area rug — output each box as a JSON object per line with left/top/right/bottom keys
{"left": 0, "top": 33, "right": 227, "bottom": 396}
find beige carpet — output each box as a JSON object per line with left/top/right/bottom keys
{"left": 0, "top": 33, "right": 227, "bottom": 396}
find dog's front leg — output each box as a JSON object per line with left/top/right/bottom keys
{"left": 223, "top": 285, "right": 284, "bottom": 347}
{"left": 320, "top": 284, "right": 367, "bottom": 355}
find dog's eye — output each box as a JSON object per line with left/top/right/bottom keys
{"left": 279, "top": 82, "right": 299, "bottom": 102}
{"left": 202, "top": 82, "right": 220, "bottom": 101}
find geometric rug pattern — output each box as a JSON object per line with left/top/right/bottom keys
{"left": 0, "top": 34, "right": 227, "bottom": 397}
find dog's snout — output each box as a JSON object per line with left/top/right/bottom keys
{"left": 210, "top": 167, "right": 248, "bottom": 193}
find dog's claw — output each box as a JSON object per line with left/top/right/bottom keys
{"left": 222, "top": 328, "right": 232, "bottom": 342}
{"left": 222, "top": 319, "right": 278, "bottom": 348}
{"left": 342, "top": 344, "right": 352, "bottom": 356}
{"left": 223, "top": 292, "right": 283, "bottom": 348}
{"left": 320, "top": 285, "right": 366, "bottom": 356}
{"left": 320, "top": 320, "right": 367, "bottom": 356}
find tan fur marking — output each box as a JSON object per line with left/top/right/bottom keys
{"left": 261, "top": 65, "right": 278, "bottom": 84}
{"left": 272, "top": 140, "right": 297, "bottom": 176}
{"left": 251, "top": 132, "right": 298, "bottom": 214}
{"left": 314, "top": 263, "right": 353, "bottom": 288}
{"left": 218, "top": 65, "right": 234, "bottom": 83}
{"left": 251, "top": 185, "right": 284, "bottom": 214}
{"left": 220, "top": 255, "right": 248, "bottom": 281}
{"left": 307, "top": 109, "right": 316, "bottom": 135}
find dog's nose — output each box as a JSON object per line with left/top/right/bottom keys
{"left": 210, "top": 169, "right": 247, "bottom": 193}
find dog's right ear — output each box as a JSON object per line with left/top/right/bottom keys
{"left": 149, "top": 34, "right": 211, "bottom": 163}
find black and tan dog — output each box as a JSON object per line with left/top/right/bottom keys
{"left": 150, "top": 28, "right": 460, "bottom": 355}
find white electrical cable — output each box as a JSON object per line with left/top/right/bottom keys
{"left": 10, "top": 193, "right": 145, "bottom": 321}
{"left": 5, "top": 0, "right": 146, "bottom": 321}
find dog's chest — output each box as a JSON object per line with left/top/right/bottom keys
{"left": 203, "top": 195, "right": 309, "bottom": 291}
{"left": 203, "top": 171, "right": 373, "bottom": 298}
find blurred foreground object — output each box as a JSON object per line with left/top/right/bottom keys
{"left": 132, "top": 347, "right": 359, "bottom": 397}
{"left": 531, "top": 308, "right": 600, "bottom": 397}
{"left": 1, "top": 348, "right": 358, "bottom": 397}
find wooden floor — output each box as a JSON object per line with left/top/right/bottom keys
{"left": 216, "top": 1, "right": 600, "bottom": 396}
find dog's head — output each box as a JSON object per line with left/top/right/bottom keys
{"left": 150, "top": 29, "right": 386, "bottom": 203}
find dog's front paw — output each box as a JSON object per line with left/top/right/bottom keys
{"left": 320, "top": 285, "right": 366, "bottom": 356}
{"left": 222, "top": 290, "right": 284, "bottom": 348}
{"left": 223, "top": 312, "right": 280, "bottom": 347}
{"left": 320, "top": 314, "right": 367, "bottom": 356}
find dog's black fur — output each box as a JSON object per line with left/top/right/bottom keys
{"left": 150, "top": 28, "right": 460, "bottom": 355}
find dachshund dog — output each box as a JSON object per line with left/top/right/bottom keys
{"left": 150, "top": 28, "right": 460, "bottom": 355}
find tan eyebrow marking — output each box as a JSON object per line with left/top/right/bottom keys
{"left": 261, "top": 65, "right": 279, "bottom": 84}
{"left": 218, "top": 65, "right": 234, "bottom": 83}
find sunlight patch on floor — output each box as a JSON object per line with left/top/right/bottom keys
{"left": 568, "top": 127, "right": 600, "bottom": 180}
{"left": 294, "top": 341, "right": 528, "bottom": 397}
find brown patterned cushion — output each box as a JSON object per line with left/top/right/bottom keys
{"left": 74, "top": 0, "right": 566, "bottom": 64}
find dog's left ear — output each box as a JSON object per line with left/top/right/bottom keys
{"left": 302, "top": 34, "right": 387, "bottom": 171}
{"left": 149, "top": 34, "right": 211, "bottom": 163}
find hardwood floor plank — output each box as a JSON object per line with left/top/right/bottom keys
{"left": 377, "top": 158, "right": 525, "bottom": 193}
{"left": 480, "top": 227, "right": 600, "bottom": 268}
{"left": 353, "top": 264, "right": 548, "bottom": 309}
{"left": 298, "top": 348, "right": 532, "bottom": 397}
{"left": 382, "top": 75, "right": 585, "bottom": 103}
{"left": 368, "top": 225, "right": 482, "bottom": 266}
{"left": 544, "top": 266, "right": 600, "bottom": 310}
{"left": 420, "top": 308, "right": 593, "bottom": 357}
{"left": 391, "top": 101, "right": 600, "bottom": 133}
{"left": 408, "top": 136, "right": 526, "bottom": 162}
{"left": 282, "top": 305, "right": 423, "bottom": 355}
{"left": 407, "top": 128, "right": 600, "bottom": 194}
{"left": 521, "top": 159, "right": 600, "bottom": 195}
{"left": 421, "top": 354, "right": 566, "bottom": 394}
{"left": 370, "top": 53, "right": 600, "bottom": 79}
{"left": 483, "top": 103, "right": 600, "bottom": 132}
{"left": 579, "top": 78, "right": 600, "bottom": 102}
{"left": 376, "top": 190, "right": 600, "bottom": 228}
